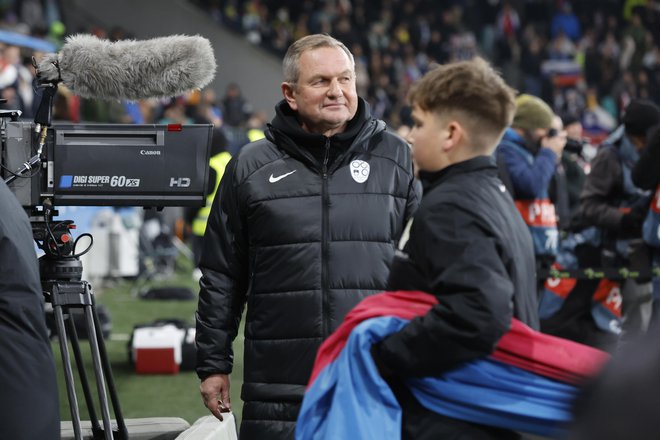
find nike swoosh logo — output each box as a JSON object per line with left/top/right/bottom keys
{"left": 269, "top": 170, "right": 296, "bottom": 183}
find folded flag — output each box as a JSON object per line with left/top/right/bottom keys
{"left": 297, "top": 291, "right": 609, "bottom": 440}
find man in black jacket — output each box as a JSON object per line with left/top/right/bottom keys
{"left": 195, "top": 34, "right": 418, "bottom": 439}
{"left": 371, "top": 57, "right": 539, "bottom": 439}
{"left": 0, "top": 179, "right": 60, "bottom": 439}
{"left": 574, "top": 99, "right": 660, "bottom": 341}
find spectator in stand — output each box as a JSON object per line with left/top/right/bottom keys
{"left": 196, "top": 0, "right": 660, "bottom": 146}
{"left": 0, "top": 45, "right": 23, "bottom": 112}
{"left": 221, "top": 82, "right": 252, "bottom": 128}
{"left": 221, "top": 82, "right": 252, "bottom": 154}
{"left": 551, "top": 2, "right": 582, "bottom": 42}
{"left": 623, "top": 10, "right": 649, "bottom": 74}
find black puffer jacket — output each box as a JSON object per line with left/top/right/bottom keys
{"left": 375, "top": 156, "right": 539, "bottom": 439}
{"left": 196, "top": 98, "right": 418, "bottom": 439}
{"left": 0, "top": 179, "right": 60, "bottom": 439}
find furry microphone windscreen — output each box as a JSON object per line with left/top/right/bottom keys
{"left": 37, "top": 34, "right": 217, "bottom": 100}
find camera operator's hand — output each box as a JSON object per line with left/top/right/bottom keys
{"left": 541, "top": 129, "right": 567, "bottom": 160}
{"left": 200, "top": 373, "right": 231, "bottom": 421}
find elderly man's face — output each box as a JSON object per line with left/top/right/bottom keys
{"left": 283, "top": 47, "right": 358, "bottom": 137}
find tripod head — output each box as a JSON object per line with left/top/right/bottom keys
{"left": 32, "top": 200, "right": 92, "bottom": 286}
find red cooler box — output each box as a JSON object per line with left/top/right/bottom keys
{"left": 132, "top": 324, "right": 185, "bottom": 374}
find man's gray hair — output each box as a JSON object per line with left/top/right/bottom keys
{"left": 282, "top": 34, "right": 355, "bottom": 85}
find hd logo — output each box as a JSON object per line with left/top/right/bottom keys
{"left": 170, "top": 177, "right": 191, "bottom": 188}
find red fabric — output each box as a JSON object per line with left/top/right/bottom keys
{"left": 309, "top": 291, "right": 609, "bottom": 387}
{"left": 492, "top": 318, "right": 609, "bottom": 384}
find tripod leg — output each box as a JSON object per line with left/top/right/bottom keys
{"left": 67, "top": 310, "right": 101, "bottom": 433}
{"left": 84, "top": 305, "right": 114, "bottom": 440}
{"left": 54, "top": 305, "right": 83, "bottom": 440}
{"left": 92, "top": 300, "right": 129, "bottom": 439}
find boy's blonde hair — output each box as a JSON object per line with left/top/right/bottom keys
{"left": 409, "top": 57, "right": 516, "bottom": 151}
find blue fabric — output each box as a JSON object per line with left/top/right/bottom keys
{"left": 123, "top": 101, "right": 144, "bottom": 124}
{"left": 550, "top": 13, "right": 581, "bottom": 41}
{"left": 409, "top": 359, "right": 576, "bottom": 437}
{"left": 297, "top": 316, "right": 578, "bottom": 440}
{"left": 528, "top": 222, "right": 559, "bottom": 257}
{"left": 644, "top": 211, "right": 660, "bottom": 248}
{"left": 296, "top": 317, "right": 402, "bottom": 440}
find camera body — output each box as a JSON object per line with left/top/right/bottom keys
{"left": 2, "top": 119, "right": 212, "bottom": 210}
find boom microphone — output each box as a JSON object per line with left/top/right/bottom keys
{"left": 36, "top": 34, "right": 217, "bottom": 100}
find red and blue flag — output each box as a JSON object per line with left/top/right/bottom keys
{"left": 296, "top": 291, "right": 609, "bottom": 439}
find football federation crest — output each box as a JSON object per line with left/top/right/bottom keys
{"left": 350, "top": 160, "right": 370, "bottom": 183}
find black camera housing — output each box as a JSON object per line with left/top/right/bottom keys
{"left": 2, "top": 120, "right": 212, "bottom": 209}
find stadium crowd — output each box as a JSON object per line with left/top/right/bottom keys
{"left": 195, "top": 0, "right": 660, "bottom": 140}
{"left": 1, "top": 1, "right": 660, "bottom": 439}
{"left": 0, "top": 0, "right": 658, "bottom": 349}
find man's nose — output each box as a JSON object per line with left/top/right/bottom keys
{"left": 327, "top": 79, "right": 342, "bottom": 97}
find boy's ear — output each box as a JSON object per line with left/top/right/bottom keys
{"left": 441, "top": 120, "right": 465, "bottom": 152}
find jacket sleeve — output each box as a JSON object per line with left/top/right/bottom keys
{"left": 405, "top": 175, "right": 421, "bottom": 225}
{"left": 577, "top": 147, "right": 624, "bottom": 231}
{"left": 195, "top": 158, "right": 249, "bottom": 379}
{"left": 500, "top": 144, "right": 557, "bottom": 199}
{"left": 376, "top": 205, "right": 514, "bottom": 377}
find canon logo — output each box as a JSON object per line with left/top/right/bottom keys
{"left": 140, "top": 150, "right": 161, "bottom": 156}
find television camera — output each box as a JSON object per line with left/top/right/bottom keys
{"left": 1, "top": 68, "right": 213, "bottom": 440}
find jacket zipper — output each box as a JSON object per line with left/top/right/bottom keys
{"left": 321, "top": 138, "right": 330, "bottom": 338}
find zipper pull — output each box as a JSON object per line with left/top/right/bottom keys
{"left": 322, "top": 138, "right": 330, "bottom": 177}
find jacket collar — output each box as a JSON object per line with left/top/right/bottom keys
{"left": 419, "top": 155, "right": 498, "bottom": 194}
{"left": 266, "top": 98, "right": 383, "bottom": 170}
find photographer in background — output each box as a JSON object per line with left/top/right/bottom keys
{"left": 496, "top": 94, "right": 567, "bottom": 276}
{"left": 574, "top": 99, "right": 660, "bottom": 342}
{"left": 0, "top": 178, "right": 59, "bottom": 439}
{"left": 548, "top": 116, "right": 588, "bottom": 233}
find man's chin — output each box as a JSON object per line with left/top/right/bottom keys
{"left": 322, "top": 110, "right": 354, "bottom": 124}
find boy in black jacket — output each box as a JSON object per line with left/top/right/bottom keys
{"left": 371, "top": 57, "right": 540, "bottom": 439}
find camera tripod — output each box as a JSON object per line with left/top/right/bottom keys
{"left": 36, "top": 213, "right": 128, "bottom": 440}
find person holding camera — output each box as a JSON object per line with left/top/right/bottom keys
{"left": 574, "top": 99, "right": 660, "bottom": 341}
{"left": 496, "top": 94, "right": 567, "bottom": 271}
{"left": 549, "top": 116, "right": 589, "bottom": 229}
{"left": 0, "top": 179, "right": 59, "bottom": 439}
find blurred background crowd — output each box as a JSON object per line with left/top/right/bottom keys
{"left": 193, "top": 0, "right": 660, "bottom": 145}
{"left": 2, "top": 0, "right": 660, "bottom": 149}
{"left": 1, "top": 0, "right": 659, "bottom": 349}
